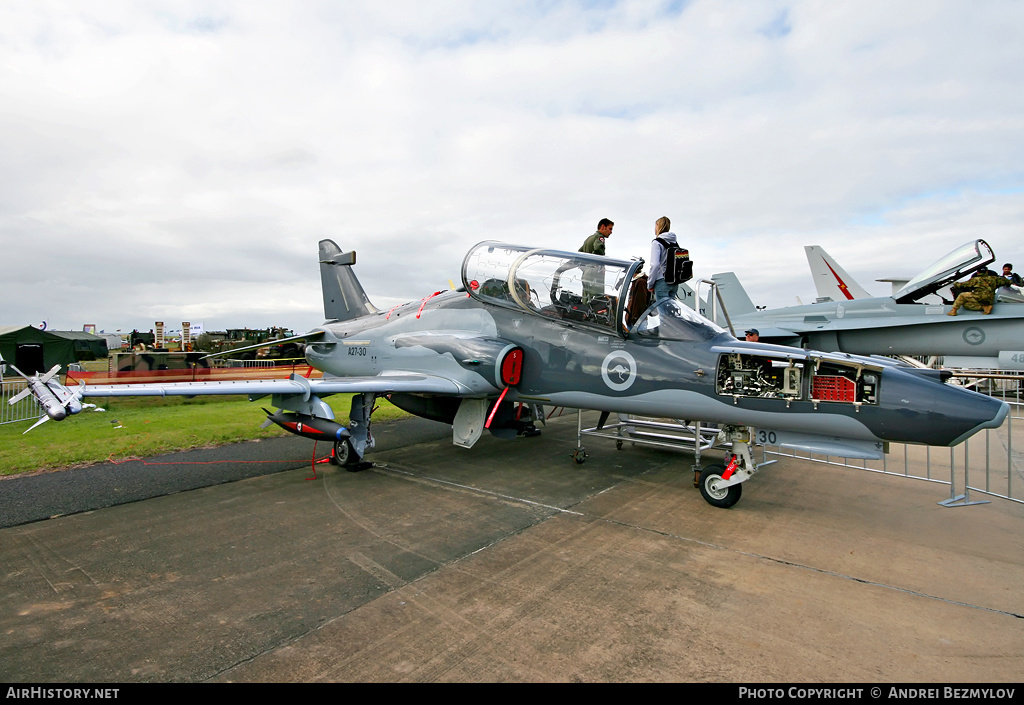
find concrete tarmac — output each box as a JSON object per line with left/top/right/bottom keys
{"left": 1, "top": 412, "right": 1022, "bottom": 683}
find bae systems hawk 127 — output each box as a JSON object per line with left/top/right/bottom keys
{"left": 12, "top": 240, "right": 1009, "bottom": 508}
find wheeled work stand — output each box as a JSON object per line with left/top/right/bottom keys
{"left": 574, "top": 410, "right": 774, "bottom": 508}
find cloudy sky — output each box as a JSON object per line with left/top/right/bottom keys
{"left": 1, "top": 0, "right": 1022, "bottom": 334}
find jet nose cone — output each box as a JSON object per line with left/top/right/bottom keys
{"left": 877, "top": 369, "right": 1008, "bottom": 447}
{"left": 947, "top": 395, "right": 1008, "bottom": 446}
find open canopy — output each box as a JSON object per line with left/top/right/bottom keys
{"left": 894, "top": 239, "right": 995, "bottom": 303}
{"left": 463, "top": 241, "right": 642, "bottom": 333}
{"left": 461, "top": 241, "right": 730, "bottom": 344}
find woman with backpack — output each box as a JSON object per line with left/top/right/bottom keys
{"left": 647, "top": 216, "right": 689, "bottom": 302}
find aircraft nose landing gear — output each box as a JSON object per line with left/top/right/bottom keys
{"left": 696, "top": 426, "right": 758, "bottom": 508}
{"left": 698, "top": 463, "right": 742, "bottom": 508}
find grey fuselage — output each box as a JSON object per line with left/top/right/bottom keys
{"left": 306, "top": 290, "right": 1006, "bottom": 449}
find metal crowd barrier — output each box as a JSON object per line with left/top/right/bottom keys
{"left": 764, "top": 370, "right": 1023, "bottom": 507}
{"left": 576, "top": 369, "right": 1021, "bottom": 508}
{"left": 0, "top": 378, "right": 41, "bottom": 426}
{"left": 212, "top": 357, "right": 307, "bottom": 369}
{"left": 217, "top": 358, "right": 277, "bottom": 369}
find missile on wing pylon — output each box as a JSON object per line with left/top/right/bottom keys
{"left": 260, "top": 408, "right": 351, "bottom": 442}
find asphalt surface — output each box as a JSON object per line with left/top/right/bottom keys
{"left": 0, "top": 416, "right": 451, "bottom": 528}
{"left": 1, "top": 412, "right": 1022, "bottom": 682}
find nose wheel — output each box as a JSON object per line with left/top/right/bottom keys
{"left": 698, "top": 464, "right": 743, "bottom": 508}
{"left": 695, "top": 426, "right": 758, "bottom": 508}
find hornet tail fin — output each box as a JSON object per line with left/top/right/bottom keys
{"left": 805, "top": 245, "right": 871, "bottom": 301}
{"left": 319, "top": 239, "right": 378, "bottom": 322}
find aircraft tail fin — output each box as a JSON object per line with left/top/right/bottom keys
{"left": 805, "top": 245, "right": 871, "bottom": 301}
{"left": 710, "top": 272, "right": 757, "bottom": 321}
{"left": 319, "top": 239, "right": 378, "bottom": 322}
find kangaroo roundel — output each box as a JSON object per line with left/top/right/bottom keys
{"left": 601, "top": 350, "right": 637, "bottom": 391}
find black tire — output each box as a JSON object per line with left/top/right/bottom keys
{"left": 331, "top": 438, "right": 356, "bottom": 466}
{"left": 698, "top": 464, "right": 742, "bottom": 508}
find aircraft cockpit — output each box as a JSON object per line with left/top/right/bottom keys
{"left": 463, "top": 242, "right": 644, "bottom": 333}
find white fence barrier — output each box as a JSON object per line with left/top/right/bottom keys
{"left": 765, "top": 370, "right": 1023, "bottom": 507}
{"left": 212, "top": 359, "right": 279, "bottom": 369}
{"left": 0, "top": 379, "right": 41, "bottom": 426}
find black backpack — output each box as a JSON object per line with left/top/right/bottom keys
{"left": 655, "top": 238, "right": 693, "bottom": 285}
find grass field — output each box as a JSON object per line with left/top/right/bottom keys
{"left": 0, "top": 394, "right": 410, "bottom": 477}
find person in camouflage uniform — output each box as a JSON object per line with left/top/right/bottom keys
{"left": 948, "top": 268, "right": 1012, "bottom": 315}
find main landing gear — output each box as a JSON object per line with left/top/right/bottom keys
{"left": 331, "top": 438, "right": 357, "bottom": 466}
{"left": 330, "top": 392, "right": 376, "bottom": 472}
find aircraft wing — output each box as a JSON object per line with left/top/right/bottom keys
{"left": 75, "top": 373, "right": 465, "bottom": 398}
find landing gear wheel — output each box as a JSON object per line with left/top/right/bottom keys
{"left": 699, "top": 464, "right": 742, "bottom": 508}
{"left": 331, "top": 438, "right": 361, "bottom": 469}
{"left": 615, "top": 440, "right": 623, "bottom": 450}
{"left": 572, "top": 448, "right": 587, "bottom": 464}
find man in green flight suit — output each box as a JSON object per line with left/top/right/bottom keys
{"left": 579, "top": 218, "right": 613, "bottom": 304}
{"left": 580, "top": 218, "right": 614, "bottom": 255}
{"left": 948, "top": 267, "right": 1012, "bottom": 316}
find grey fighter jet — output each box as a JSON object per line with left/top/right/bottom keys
{"left": 13, "top": 240, "right": 1008, "bottom": 508}
{"left": 714, "top": 239, "right": 1024, "bottom": 369}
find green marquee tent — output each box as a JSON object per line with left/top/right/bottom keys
{"left": 0, "top": 326, "right": 81, "bottom": 376}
